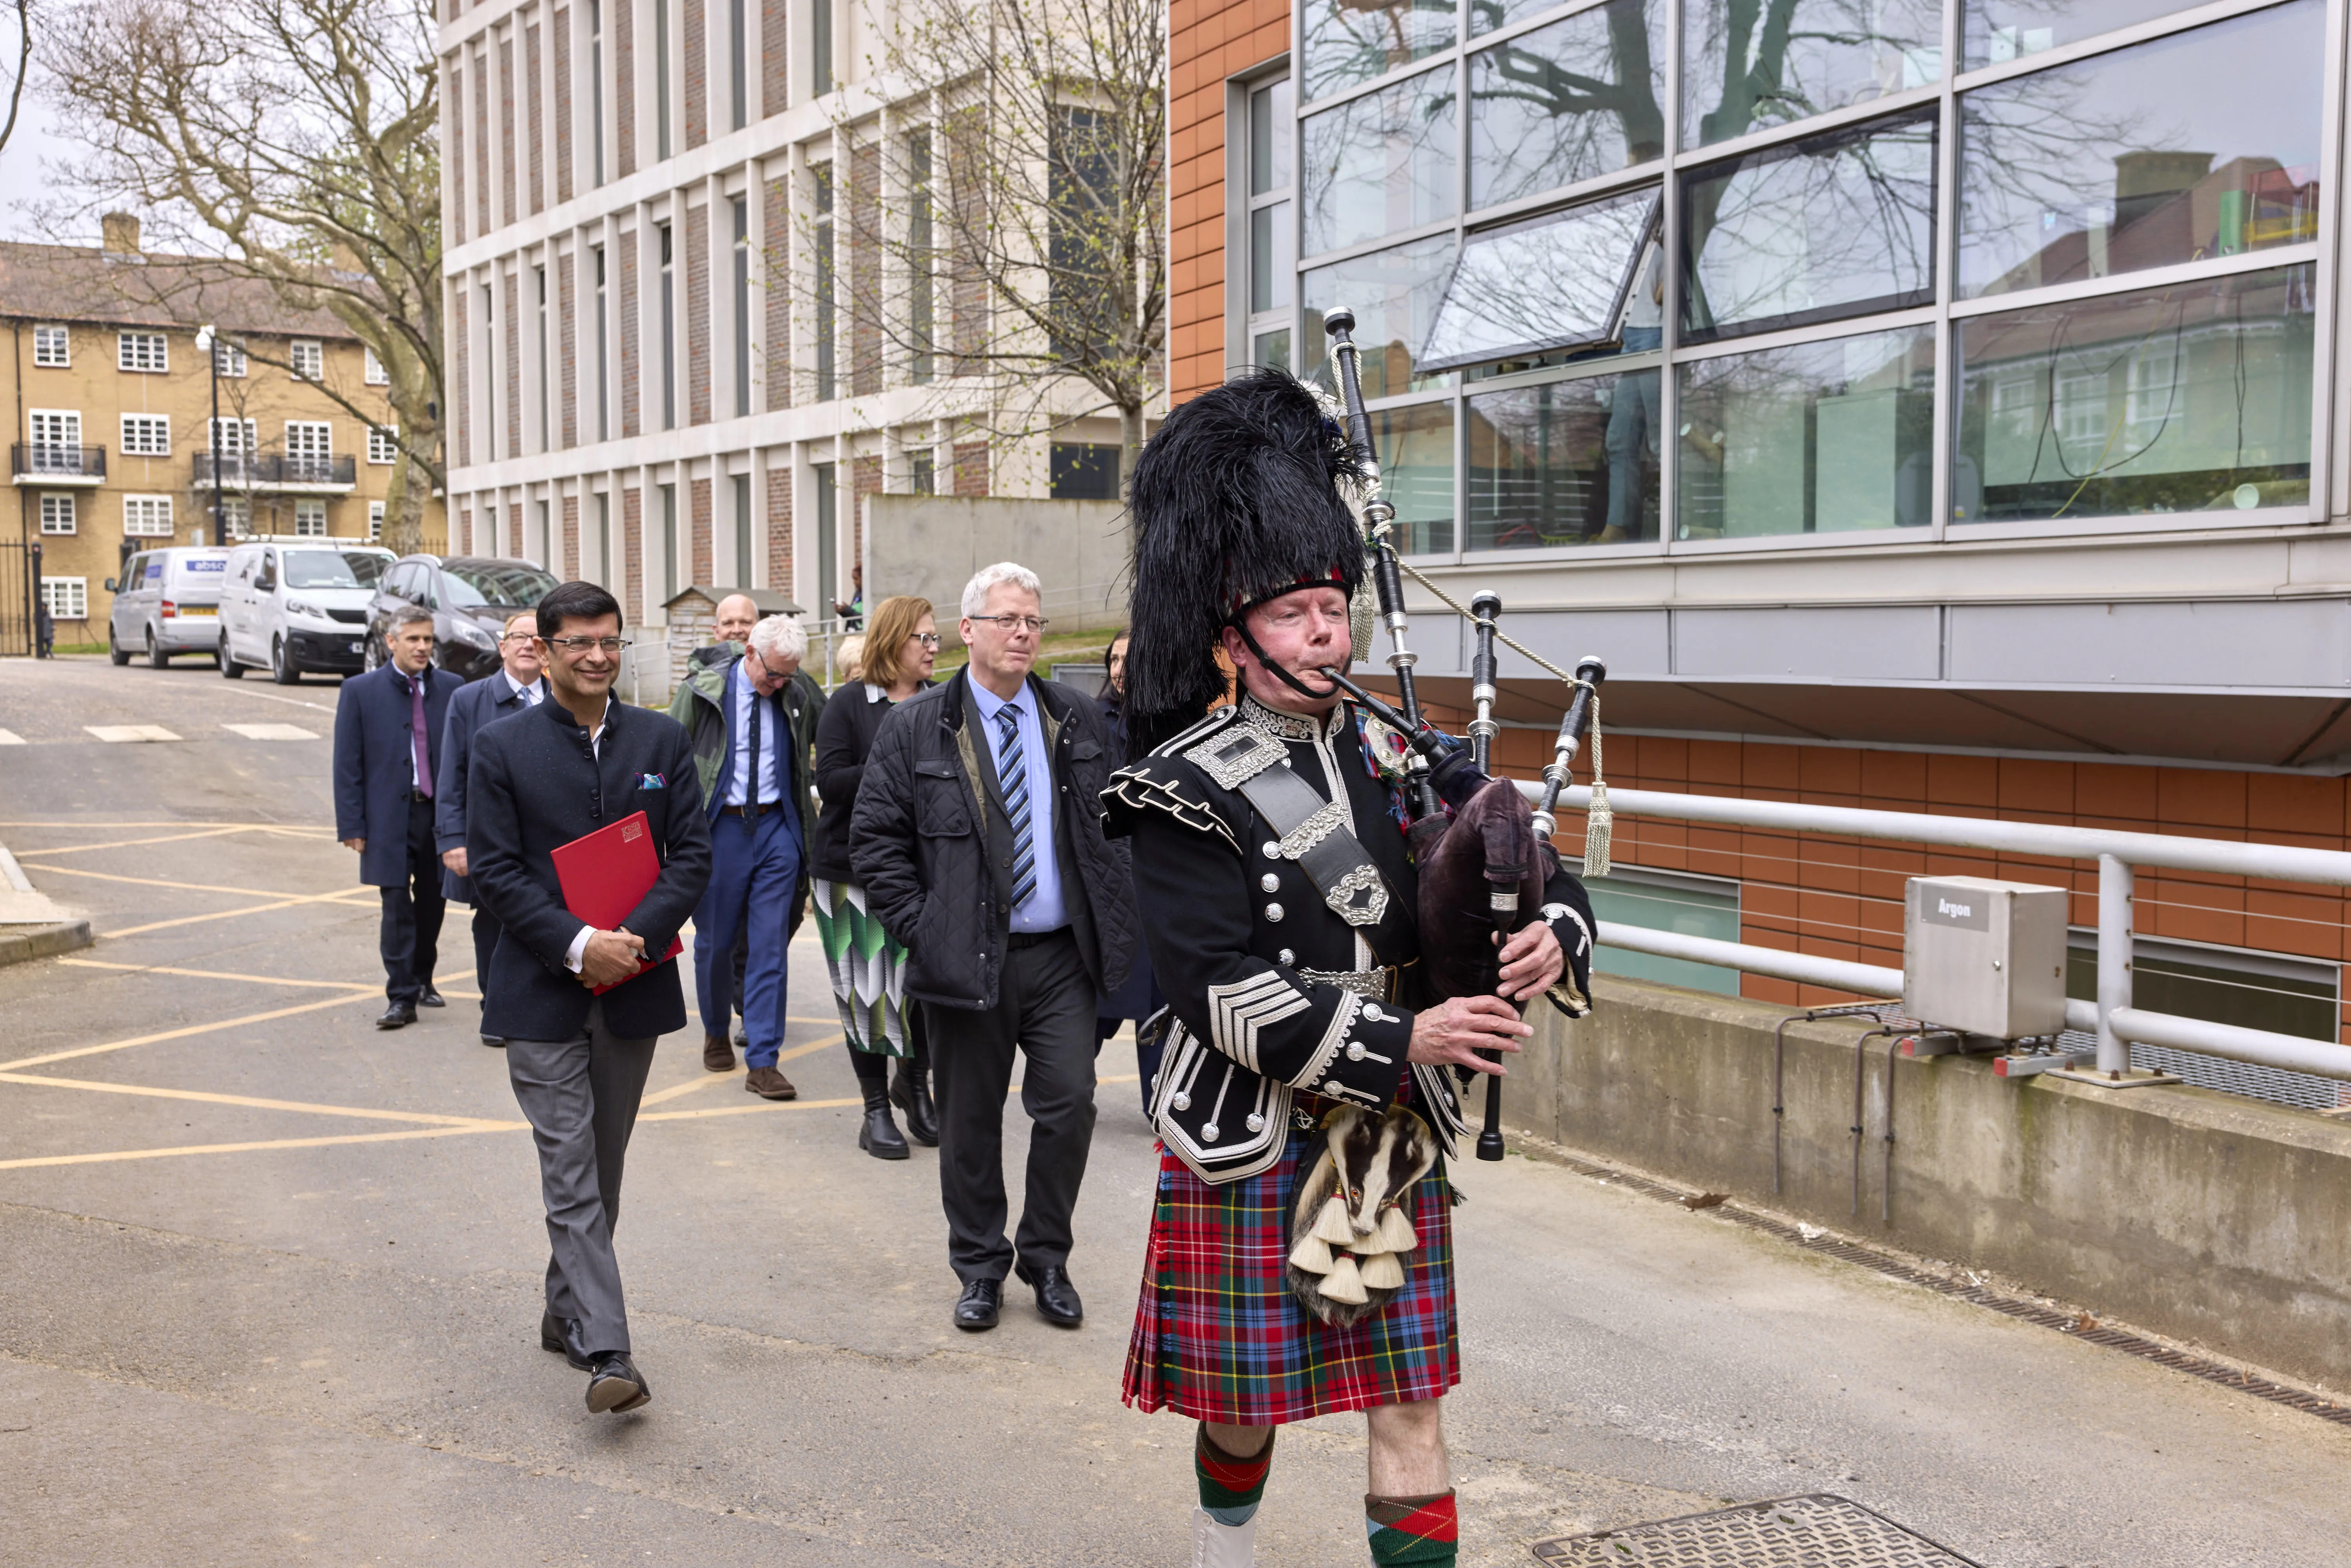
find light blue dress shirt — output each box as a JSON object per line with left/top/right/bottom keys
{"left": 502, "top": 670, "right": 547, "bottom": 705}
{"left": 726, "top": 657, "right": 787, "bottom": 807}
{"left": 969, "top": 676, "right": 1066, "bottom": 934}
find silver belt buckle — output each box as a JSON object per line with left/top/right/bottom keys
{"left": 1297, "top": 966, "right": 1394, "bottom": 1003}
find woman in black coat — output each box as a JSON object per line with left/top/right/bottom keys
{"left": 811, "top": 594, "right": 938, "bottom": 1159}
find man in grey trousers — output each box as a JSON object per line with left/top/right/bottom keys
{"left": 467, "top": 581, "right": 711, "bottom": 1415}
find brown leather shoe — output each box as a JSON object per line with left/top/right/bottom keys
{"left": 744, "top": 1065, "right": 797, "bottom": 1101}
{"left": 703, "top": 1032, "right": 735, "bottom": 1073}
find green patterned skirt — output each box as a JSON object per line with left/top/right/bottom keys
{"left": 811, "top": 879, "right": 916, "bottom": 1057}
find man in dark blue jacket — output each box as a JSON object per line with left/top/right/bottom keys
{"left": 436, "top": 610, "right": 551, "bottom": 1048}
{"left": 335, "top": 606, "right": 462, "bottom": 1028}
{"left": 467, "top": 580, "right": 710, "bottom": 1417}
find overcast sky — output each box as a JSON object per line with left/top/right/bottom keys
{"left": 0, "top": 72, "right": 66, "bottom": 244}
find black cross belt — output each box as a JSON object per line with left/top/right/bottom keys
{"left": 1233, "top": 762, "right": 1394, "bottom": 934}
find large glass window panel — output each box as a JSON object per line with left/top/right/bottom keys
{"left": 1251, "top": 203, "right": 1295, "bottom": 312}
{"left": 1251, "top": 78, "right": 1293, "bottom": 195}
{"left": 1681, "top": 109, "right": 1936, "bottom": 342}
{"left": 1676, "top": 326, "right": 1936, "bottom": 539}
{"left": 1682, "top": 0, "right": 1943, "bottom": 150}
{"left": 1468, "top": 0, "right": 1666, "bottom": 210}
{"left": 1368, "top": 402, "right": 1457, "bottom": 554}
{"left": 1421, "top": 188, "right": 1657, "bottom": 371}
{"left": 1953, "top": 264, "right": 2314, "bottom": 523}
{"left": 1957, "top": 2, "right": 2325, "bottom": 299}
{"left": 1964, "top": 0, "right": 2204, "bottom": 71}
{"left": 1303, "top": 0, "right": 1456, "bottom": 103}
{"left": 1303, "top": 234, "right": 1460, "bottom": 398}
{"left": 1303, "top": 66, "right": 1458, "bottom": 257}
{"left": 1467, "top": 368, "right": 1663, "bottom": 549}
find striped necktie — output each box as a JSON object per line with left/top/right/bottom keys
{"left": 993, "top": 705, "right": 1036, "bottom": 914}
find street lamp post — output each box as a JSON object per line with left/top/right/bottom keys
{"left": 194, "top": 324, "right": 227, "bottom": 546}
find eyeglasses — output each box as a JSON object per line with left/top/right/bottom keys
{"left": 753, "top": 654, "right": 797, "bottom": 679}
{"left": 500, "top": 630, "right": 536, "bottom": 644}
{"left": 973, "top": 614, "right": 1049, "bottom": 635}
{"left": 547, "top": 635, "right": 632, "bottom": 654}
{"left": 914, "top": 632, "right": 942, "bottom": 648}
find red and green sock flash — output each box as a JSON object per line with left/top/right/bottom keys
{"left": 1366, "top": 1489, "right": 1460, "bottom": 1566}
{"left": 1194, "top": 1423, "right": 1275, "bottom": 1525}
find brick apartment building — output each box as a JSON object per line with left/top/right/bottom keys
{"left": 1, "top": 217, "right": 443, "bottom": 650}
{"left": 436, "top": 0, "right": 1134, "bottom": 637}
{"left": 1173, "top": 0, "right": 2351, "bottom": 1066}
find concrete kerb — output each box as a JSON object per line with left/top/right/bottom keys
{"left": 0, "top": 842, "right": 93, "bottom": 968}
{"left": 1510, "top": 974, "right": 2351, "bottom": 1394}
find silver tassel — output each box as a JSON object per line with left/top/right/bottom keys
{"left": 1579, "top": 692, "right": 1612, "bottom": 878}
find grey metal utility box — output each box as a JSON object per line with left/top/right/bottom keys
{"left": 1903, "top": 876, "right": 2069, "bottom": 1039}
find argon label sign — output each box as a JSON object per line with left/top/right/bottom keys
{"left": 1918, "top": 883, "right": 1990, "bottom": 931}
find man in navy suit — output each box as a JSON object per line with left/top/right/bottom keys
{"left": 437, "top": 610, "right": 551, "bottom": 1048}
{"left": 467, "top": 580, "right": 710, "bottom": 1416}
{"left": 335, "top": 606, "right": 462, "bottom": 1029}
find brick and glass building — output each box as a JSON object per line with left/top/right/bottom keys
{"left": 435, "top": 0, "right": 1132, "bottom": 640}
{"left": 1172, "top": 0, "right": 2351, "bottom": 1058}
{"left": 0, "top": 217, "right": 442, "bottom": 649}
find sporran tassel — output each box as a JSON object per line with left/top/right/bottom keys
{"left": 1580, "top": 693, "right": 1613, "bottom": 879}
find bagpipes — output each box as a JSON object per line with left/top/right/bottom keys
{"left": 1319, "top": 308, "right": 1609, "bottom": 1162}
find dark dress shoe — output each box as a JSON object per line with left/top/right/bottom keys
{"left": 744, "top": 1065, "right": 797, "bottom": 1100}
{"left": 375, "top": 1002, "right": 416, "bottom": 1029}
{"left": 482, "top": 1034, "right": 507, "bottom": 1048}
{"left": 540, "top": 1312, "right": 591, "bottom": 1371}
{"left": 858, "top": 1097, "right": 911, "bottom": 1160}
{"left": 702, "top": 1032, "right": 735, "bottom": 1073}
{"left": 586, "top": 1352, "right": 650, "bottom": 1413}
{"left": 418, "top": 987, "right": 445, "bottom": 1008}
{"left": 733, "top": 1025, "right": 749, "bottom": 1050}
{"left": 953, "top": 1278, "right": 1002, "bottom": 1331}
{"left": 891, "top": 1061, "right": 940, "bottom": 1147}
{"left": 1014, "top": 1261, "right": 1084, "bottom": 1327}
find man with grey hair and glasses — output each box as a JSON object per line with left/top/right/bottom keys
{"left": 852, "top": 562, "right": 1136, "bottom": 1331}
{"left": 671, "top": 611, "right": 824, "bottom": 1095}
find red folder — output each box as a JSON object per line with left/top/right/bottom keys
{"left": 550, "top": 810, "right": 684, "bottom": 994}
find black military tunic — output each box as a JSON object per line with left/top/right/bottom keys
{"left": 1101, "top": 693, "right": 1596, "bottom": 1184}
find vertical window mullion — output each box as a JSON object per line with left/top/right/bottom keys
{"left": 1929, "top": 0, "right": 1960, "bottom": 541}
{"left": 2311, "top": 0, "right": 2348, "bottom": 520}
{"left": 1658, "top": 0, "right": 1682, "bottom": 553}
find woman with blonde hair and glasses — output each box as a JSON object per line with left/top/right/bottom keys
{"left": 810, "top": 594, "right": 940, "bottom": 1157}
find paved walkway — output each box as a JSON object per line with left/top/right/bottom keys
{"left": 2, "top": 654, "right": 2347, "bottom": 1566}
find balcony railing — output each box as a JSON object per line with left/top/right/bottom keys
{"left": 193, "top": 452, "right": 357, "bottom": 489}
{"left": 13, "top": 444, "right": 105, "bottom": 480}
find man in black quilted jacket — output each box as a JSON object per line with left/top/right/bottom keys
{"left": 849, "top": 561, "right": 1135, "bottom": 1334}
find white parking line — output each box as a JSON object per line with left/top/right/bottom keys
{"left": 222, "top": 723, "right": 318, "bottom": 741}
{"left": 0, "top": 729, "right": 24, "bottom": 746}
{"left": 84, "top": 725, "right": 181, "bottom": 743}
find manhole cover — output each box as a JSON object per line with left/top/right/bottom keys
{"left": 1530, "top": 1494, "right": 1983, "bottom": 1567}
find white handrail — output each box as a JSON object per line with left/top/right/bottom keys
{"left": 1535, "top": 780, "right": 2351, "bottom": 1087}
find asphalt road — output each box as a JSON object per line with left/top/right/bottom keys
{"left": 2, "top": 652, "right": 2348, "bottom": 1567}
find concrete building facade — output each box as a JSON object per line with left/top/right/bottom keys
{"left": 436, "top": 0, "right": 1133, "bottom": 642}
{"left": 1173, "top": 0, "right": 2351, "bottom": 1071}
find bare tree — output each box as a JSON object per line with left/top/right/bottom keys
{"left": 0, "top": 0, "right": 32, "bottom": 158}
{"left": 819, "top": 0, "right": 1165, "bottom": 484}
{"left": 42, "top": 0, "right": 442, "bottom": 554}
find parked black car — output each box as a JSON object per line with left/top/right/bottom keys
{"left": 363, "top": 554, "right": 561, "bottom": 681}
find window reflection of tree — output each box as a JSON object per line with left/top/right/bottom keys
{"left": 1467, "top": 0, "right": 1665, "bottom": 207}
{"left": 1304, "top": 71, "right": 1458, "bottom": 256}
{"left": 1685, "top": 0, "right": 1942, "bottom": 147}
{"left": 1683, "top": 112, "right": 1936, "bottom": 340}
{"left": 1303, "top": 0, "right": 1458, "bottom": 100}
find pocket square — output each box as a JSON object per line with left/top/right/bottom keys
{"left": 638, "top": 772, "right": 667, "bottom": 790}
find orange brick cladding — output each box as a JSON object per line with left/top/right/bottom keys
{"left": 1472, "top": 722, "right": 2351, "bottom": 1045}
{"left": 761, "top": 0, "right": 788, "bottom": 117}
{"left": 683, "top": 0, "right": 707, "bottom": 149}
{"left": 1168, "top": 0, "right": 1287, "bottom": 405}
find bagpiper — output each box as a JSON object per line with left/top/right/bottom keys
{"left": 1103, "top": 368, "right": 1598, "bottom": 1568}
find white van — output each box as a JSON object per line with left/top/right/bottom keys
{"left": 106, "top": 547, "right": 233, "bottom": 668}
{"left": 219, "top": 542, "right": 396, "bottom": 684}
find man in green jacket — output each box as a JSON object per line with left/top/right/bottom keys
{"left": 668, "top": 614, "right": 825, "bottom": 1093}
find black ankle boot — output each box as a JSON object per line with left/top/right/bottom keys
{"left": 859, "top": 1083, "right": 910, "bottom": 1160}
{"left": 892, "top": 1059, "right": 939, "bottom": 1147}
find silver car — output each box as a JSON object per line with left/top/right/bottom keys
{"left": 106, "top": 547, "right": 233, "bottom": 668}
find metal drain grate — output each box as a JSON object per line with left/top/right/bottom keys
{"left": 1530, "top": 1493, "right": 1983, "bottom": 1567}
{"left": 2049, "top": 1027, "right": 2351, "bottom": 1114}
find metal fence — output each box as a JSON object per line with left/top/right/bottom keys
{"left": 1521, "top": 781, "right": 2351, "bottom": 1093}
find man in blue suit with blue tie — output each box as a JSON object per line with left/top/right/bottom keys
{"left": 437, "top": 610, "right": 551, "bottom": 1048}
{"left": 670, "top": 613, "right": 820, "bottom": 1100}
{"left": 335, "top": 607, "right": 463, "bottom": 1029}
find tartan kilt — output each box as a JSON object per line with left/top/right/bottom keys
{"left": 1122, "top": 1118, "right": 1460, "bottom": 1425}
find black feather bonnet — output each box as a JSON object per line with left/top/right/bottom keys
{"left": 1124, "top": 367, "right": 1367, "bottom": 758}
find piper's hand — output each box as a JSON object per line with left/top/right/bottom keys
{"left": 578, "top": 927, "right": 648, "bottom": 989}
{"left": 1407, "top": 995, "right": 1531, "bottom": 1077}
{"left": 440, "top": 847, "right": 469, "bottom": 876}
{"left": 1493, "top": 922, "right": 1564, "bottom": 1002}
